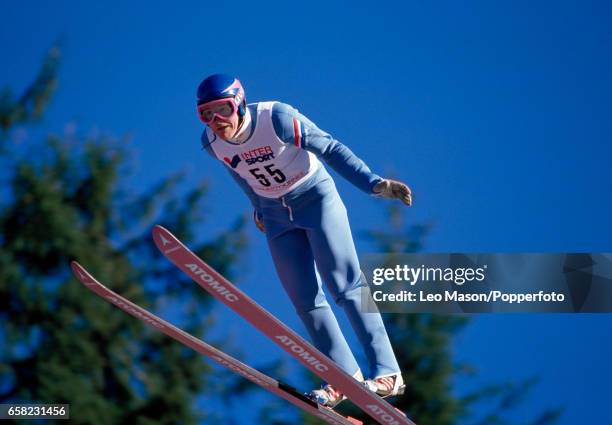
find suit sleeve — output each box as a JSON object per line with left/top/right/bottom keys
{"left": 270, "top": 102, "right": 383, "bottom": 194}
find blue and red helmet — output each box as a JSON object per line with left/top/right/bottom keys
{"left": 196, "top": 74, "right": 246, "bottom": 117}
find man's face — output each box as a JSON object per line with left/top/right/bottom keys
{"left": 198, "top": 98, "right": 240, "bottom": 140}
{"left": 208, "top": 111, "right": 240, "bottom": 140}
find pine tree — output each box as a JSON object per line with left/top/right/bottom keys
{"left": 0, "top": 46, "right": 249, "bottom": 424}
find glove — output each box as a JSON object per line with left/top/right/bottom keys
{"left": 373, "top": 179, "right": 412, "bottom": 206}
{"left": 253, "top": 210, "right": 265, "bottom": 233}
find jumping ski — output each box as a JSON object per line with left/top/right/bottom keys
{"left": 152, "top": 225, "right": 416, "bottom": 425}
{"left": 70, "top": 261, "right": 362, "bottom": 425}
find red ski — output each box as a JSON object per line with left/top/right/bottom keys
{"left": 70, "top": 261, "right": 362, "bottom": 425}
{"left": 152, "top": 225, "right": 416, "bottom": 425}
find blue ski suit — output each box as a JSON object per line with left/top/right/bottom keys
{"left": 202, "top": 101, "right": 400, "bottom": 378}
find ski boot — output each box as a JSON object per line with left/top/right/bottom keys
{"left": 308, "top": 370, "right": 364, "bottom": 408}
{"left": 364, "top": 372, "right": 406, "bottom": 398}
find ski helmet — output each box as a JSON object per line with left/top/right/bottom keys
{"left": 196, "top": 74, "right": 246, "bottom": 117}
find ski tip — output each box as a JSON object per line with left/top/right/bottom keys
{"left": 70, "top": 260, "right": 83, "bottom": 274}
{"left": 152, "top": 224, "right": 169, "bottom": 235}
{"left": 70, "top": 261, "right": 92, "bottom": 286}
{"left": 152, "top": 225, "right": 180, "bottom": 251}
{"left": 151, "top": 225, "right": 163, "bottom": 247}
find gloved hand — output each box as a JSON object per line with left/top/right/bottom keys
{"left": 373, "top": 179, "right": 412, "bottom": 206}
{"left": 254, "top": 210, "right": 265, "bottom": 233}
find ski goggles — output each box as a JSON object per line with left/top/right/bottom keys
{"left": 197, "top": 98, "right": 238, "bottom": 124}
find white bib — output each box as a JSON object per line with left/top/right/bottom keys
{"left": 208, "top": 102, "right": 320, "bottom": 198}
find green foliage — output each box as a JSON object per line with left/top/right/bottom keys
{"left": 0, "top": 44, "right": 59, "bottom": 135}
{"left": 0, "top": 47, "right": 248, "bottom": 424}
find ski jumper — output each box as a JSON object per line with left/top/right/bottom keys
{"left": 202, "top": 101, "right": 400, "bottom": 378}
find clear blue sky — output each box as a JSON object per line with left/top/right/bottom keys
{"left": 2, "top": 1, "right": 612, "bottom": 424}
